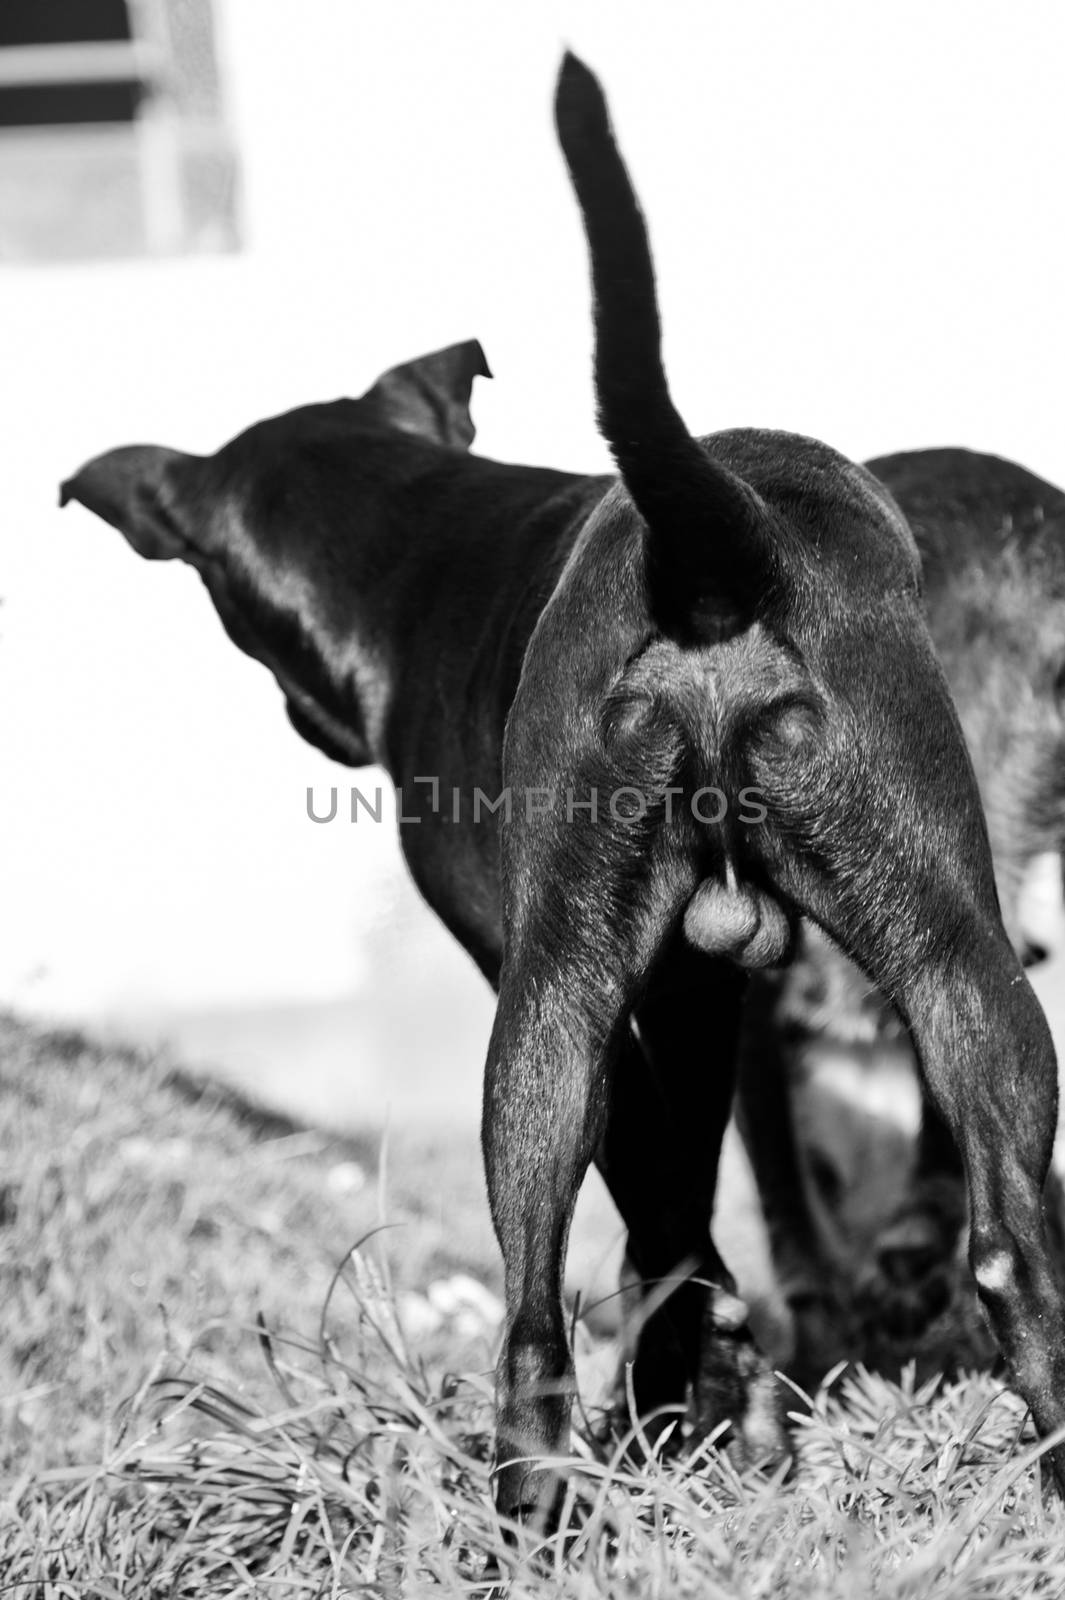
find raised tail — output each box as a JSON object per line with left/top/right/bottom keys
{"left": 554, "top": 52, "right": 779, "bottom": 634}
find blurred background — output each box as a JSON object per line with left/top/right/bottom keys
{"left": 2, "top": 0, "right": 1064, "bottom": 1143}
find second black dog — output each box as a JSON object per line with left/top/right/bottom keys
{"left": 739, "top": 447, "right": 1065, "bottom": 1383}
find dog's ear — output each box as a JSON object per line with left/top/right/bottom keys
{"left": 360, "top": 340, "right": 492, "bottom": 451}
{"left": 60, "top": 445, "right": 201, "bottom": 561}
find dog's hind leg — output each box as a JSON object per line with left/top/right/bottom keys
{"left": 896, "top": 953, "right": 1065, "bottom": 1489}
{"left": 598, "top": 951, "right": 785, "bottom": 1462}
{"left": 483, "top": 946, "right": 635, "bottom": 1525}
{"left": 482, "top": 783, "right": 705, "bottom": 1522}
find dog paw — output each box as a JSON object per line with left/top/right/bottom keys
{"left": 858, "top": 1185, "right": 962, "bottom": 1331}
{"left": 599, "top": 1359, "right": 688, "bottom": 1461}
{"left": 601, "top": 1285, "right": 788, "bottom": 1468}
{"left": 783, "top": 1286, "right": 853, "bottom": 1394}
{"left": 857, "top": 1264, "right": 955, "bottom": 1344}
{"left": 693, "top": 1288, "right": 789, "bottom": 1468}
{"left": 492, "top": 1460, "right": 566, "bottom": 1535}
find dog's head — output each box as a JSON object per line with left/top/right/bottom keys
{"left": 59, "top": 339, "right": 492, "bottom": 765}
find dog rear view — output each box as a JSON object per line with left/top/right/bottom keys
{"left": 488, "top": 54, "right": 1065, "bottom": 1520}
{"left": 61, "top": 52, "right": 1065, "bottom": 1526}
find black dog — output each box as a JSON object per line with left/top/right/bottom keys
{"left": 738, "top": 449, "right": 1065, "bottom": 1382}
{"left": 61, "top": 55, "right": 1065, "bottom": 1522}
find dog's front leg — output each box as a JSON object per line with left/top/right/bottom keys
{"left": 601, "top": 953, "right": 785, "bottom": 1464}
{"left": 735, "top": 967, "right": 858, "bottom": 1385}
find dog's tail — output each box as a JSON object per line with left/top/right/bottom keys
{"left": 554, "top": 52, "right": 779, "bottom": 634}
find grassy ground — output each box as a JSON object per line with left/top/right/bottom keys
{"left": 1, "top": 1011, "right": 1064, "bottom": 1596}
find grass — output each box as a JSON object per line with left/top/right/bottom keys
{"left": 1, "top": 1011, "right": 1064, "bottom": 1596}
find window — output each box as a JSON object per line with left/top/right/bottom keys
{"left": 0, "top": 0, "right": 240, "bottom": 260}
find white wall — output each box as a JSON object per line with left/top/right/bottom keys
{"left": 2, "top": 2, "right": 1063, "bottom": 1109}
